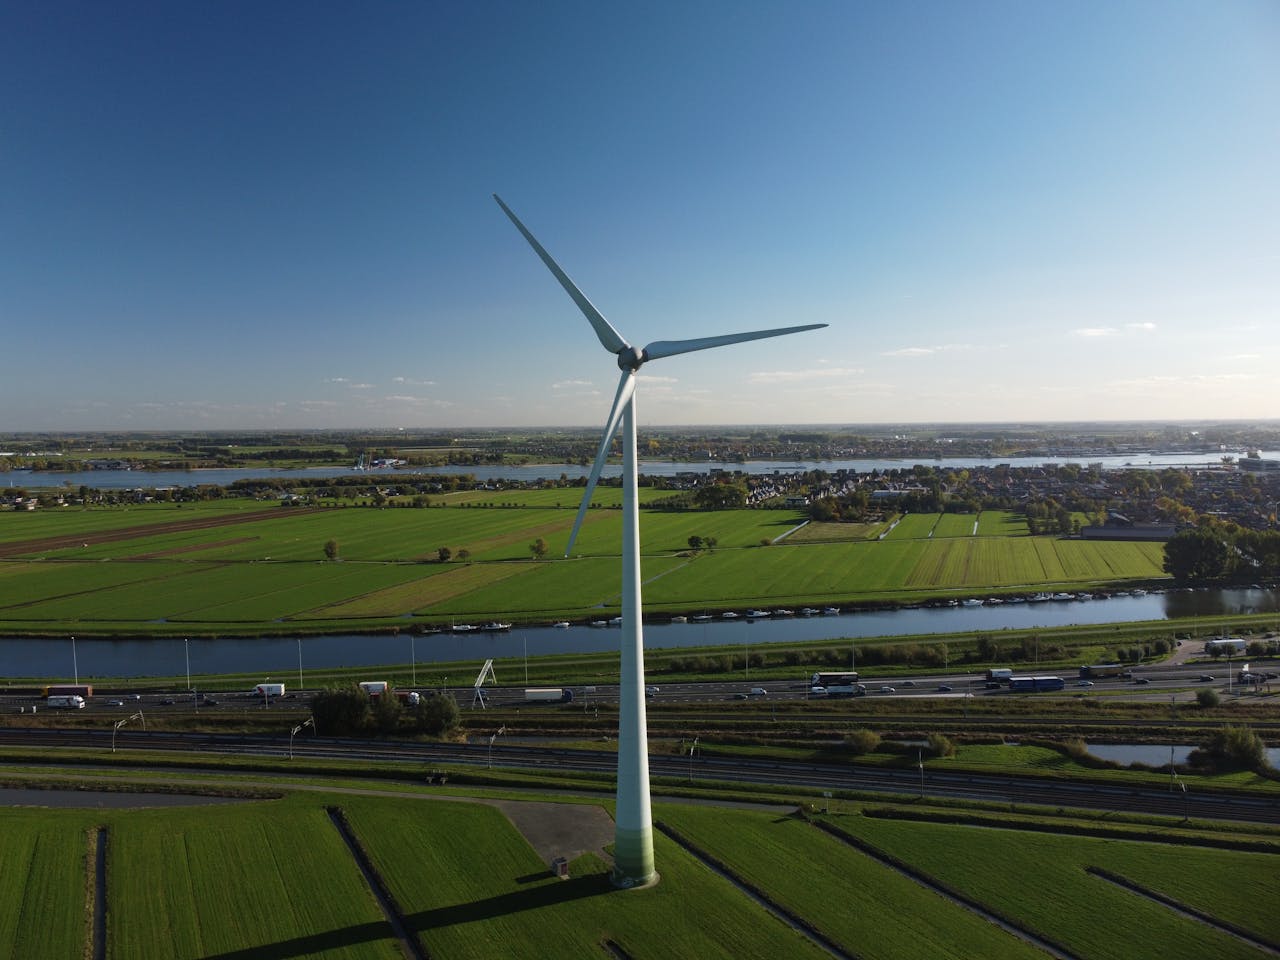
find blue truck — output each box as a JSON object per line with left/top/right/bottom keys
{"left": 1008, "top": 675, "right": 1066, "bottom": 693}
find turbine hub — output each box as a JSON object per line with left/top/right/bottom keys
{"left": 617, "top": 346, "right": 646, "bottom": 371}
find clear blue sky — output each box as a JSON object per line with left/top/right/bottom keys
{"left": 3, "top": 1, "right": 1276, "bottom": 430}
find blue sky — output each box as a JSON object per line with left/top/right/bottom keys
{"left": 2, "top": 1, "right": 1276, "bottom": 431}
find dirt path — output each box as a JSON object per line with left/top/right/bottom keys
{"left": 0, "top": 507, "right": 321, "bottom": 558}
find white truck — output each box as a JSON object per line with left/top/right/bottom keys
{"left": 47, "top": 694, "right": 86, "bottom": 709}
{"left": 525, "top": 687, "right": 574, "bottom": 703}
{"left": 359, "top": 681, "right": 389, "bottom": 698}
{"left": 255, "top": 682, "right": 285, "bottom": 698}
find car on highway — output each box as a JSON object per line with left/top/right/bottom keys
{"left": 1132, "top": 677, "right": 1150, "bottom": 685}
{"left": 901, "top": 679, "right": 915, "bottom": 687}
{"left": 1198, "top": 675, "right": 1215, "bottom": 682}
{"left": 879, "top": 686, "right": 896, "bottom": 694}
{"left": 202, "top": 697, "right": 220, "bottom": 705}
{"left": 127, "top": 693, "right": 141, "bottom": 701}
{"left": 809, "top": 686, "right": 826, "bottom": 696}
{"left": 645, "top": 686, "right": 659, "bottom": 697}
{"left": 106, "top": 699, "right": 124, "bottom": 707}
{"left": 936, "top": 684, "right": 953, "bottom": 692}
{"left": 749, "top": 687, "right": 768, "bottom": 696}
{"left": 1076, "top": 680, "right": 1094, "bottom": 687}
{"left": 731, "top": 693, "right": 748, "bottom": 700}
{"left": 160, "top": 698, "right": 175, "bottom": 706}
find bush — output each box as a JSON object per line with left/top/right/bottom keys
{"left": 1196, "top": 688, "right": 1220, "bottom": 708}
{"left": 846, "top": 729, "right": 881, "bottom": 755}
{"left": 1187, "top": 725, "right": 1267, "bottom": 773}
{"left": 926, "top": 733, "right": 955, "bottom": 758}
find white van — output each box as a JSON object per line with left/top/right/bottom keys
{"left": 749, "top": 687, "right": 768, "bottom": 696}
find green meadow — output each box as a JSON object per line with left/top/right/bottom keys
{"left": 0, "top": 501, "right": 1169, "bottom": 634}
{"left": 0, "top": 783, "right": 1270, "bottom": 960}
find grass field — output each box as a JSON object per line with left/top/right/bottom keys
{"left": 0, "top": 502, "right": 1171, "bottom": 634}
{"left": 0, "top": 780, "right": 1271, "bottom": 960}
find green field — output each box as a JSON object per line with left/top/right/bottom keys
{"left": 0, "top": 781, "right": 1270, "bottom": 960}
{"left": 0, "top": 502, "right": 1170, "bottom": 634}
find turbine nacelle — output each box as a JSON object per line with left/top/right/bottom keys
{"left": 494, "top": 194, "right": 826, "bottom": 556}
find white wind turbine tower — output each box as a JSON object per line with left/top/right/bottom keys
{"left": 495, "top": 194, "right": 825, "bottom": 887}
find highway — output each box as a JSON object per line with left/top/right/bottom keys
{"left": 0, "top": 726, "right": 1275, "bottom": 826}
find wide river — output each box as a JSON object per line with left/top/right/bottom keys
{"left": 7, "top": 449, "right": 1280, "bottom": 490}
{"left": 4, "top": 588, "right": 1275, "bottom": 681}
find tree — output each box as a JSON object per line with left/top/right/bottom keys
{"left": 323, "top": 539, "right": 340, "bottom": 561}
{"left": 1187, "top": 725, "right": 1266, "bottom": 772}
{"left": 529, "top": 537, "right": 549, "bottom": 560}
{"left": 1196, "top": 688, "right": 1220, "bottom": 708}
{"left": 687, "top": 535, "right": 704, "bottom": 552}
{"left": 456, "top": 548, "right": 471, "bottom": 563}
{"left": 1163, "top": 528, "right": 1234, "bottom": 583}
{"left": 311, "top": 684, "right": 371, "bottom": 736}
{"left": 437, "top": 546, "right": 453, "bottom": 563}
{"left": 414, "top": 694, "right": 461, "bottom": 737}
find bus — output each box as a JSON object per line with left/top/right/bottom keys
{"left": 811, "top": 672, "right": 859, "bottom": 687}
{"left": 1008, "top": 676, "right": 1066, "bottom": 693}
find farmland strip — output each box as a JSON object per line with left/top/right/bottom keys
{"left": 92, "top": 827, "right": 107, "bottom": 960}
{"left": 656, "top": 820, "right": 858, "bottom": 960}
{"left": 812, "top": 819, "right": 1077, "bottom": 960}
{"left": 1086, "top": 866, "right": 1280, "bottom": 955}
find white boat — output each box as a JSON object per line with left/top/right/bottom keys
{"left": 670, "top": 615, "right": 688, "bottom": 624}
{"left": 962, "top": 599, "right": 983, "bottom": 607}
{"left": 800, "top": 608, "right": 818, "bottom": 616}
{"left": 692, "top": 614, "right": 712, "bottom": 622}
{"left": 823, "top": 607, "right": 840, "bottom": 615}
{"left": 746, "top": 609, "right": 770, "bottom": 618}
{"left": 722, "top": 611, "right": 739, "bottom": 619}
{"left": 775, "top": 609, "right": 794, "bottom": 616}
{"left": 451, "top": 624, "right": 476, "bottom": 632}
{"left": 609, "top": 616, "right": 623, "bottom": 626}
{"left": 589, "top": 620, "right": 608, "bottom": 628}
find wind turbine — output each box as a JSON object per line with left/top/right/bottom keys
{"left": 495, "top": 194, "right": 825, "bottom": 887}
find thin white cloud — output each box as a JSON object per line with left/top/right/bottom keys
{"left": 636, "top": 374, "right": 677, "bottom": 384}
{"left": 1222, "top": 353, "right": 1261, "bottom": 361}
{"left": 552, "top": 379, "right": 594, "bottom": 390}
{"left": 1072, "top": 327, "right": 1119, "bottom": 337}
{"left": 748, "top": 367, "right": 864, "bottom": 384}
{"left": 881, "top": 343, "right": 979, "bottom": 358}
{"left": 1105, "top": 372, "right": 1257, "bottom": 393}
{"left": 1125, "top": 322, "right": 1157, "bottom": 332}
{"left": 324, "top": 377, "right": 350, "bottom": 384}
{"left": 392, "top": 376, "right": 436, "bottom": 386}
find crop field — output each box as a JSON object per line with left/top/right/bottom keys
{"left": 337, "top": 796, "right": 826, "bottom": 960}
{"left": 0, "top": 785, "right": 1267, "bottom": 960}
{"left": 0, "top": 501, "right": 1170, "bottom": 632}
{"left": 783, "top": 519, "right": 889, "bottom": 542}
{"left": 882, "top": 513, "right": 940, "bottom": 540}
{"left": 932, "top": 513, "right": 977, "bottom": 538}
{"left": 657, "top": 805, "right": 1044, "bottom": 960}
{"left": 977, "top": 510, "right": 1030, "bottom": 536}
{"left": 0, "top": 814, "right": 88, "bottom": 958}
{"left": 107, "top": 800, "right": 400, "bottom": 959}
{"left": 833, "top": 815, "right": 1276, "bottom": 960}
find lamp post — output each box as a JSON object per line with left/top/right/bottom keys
{"left": 689, "top": 737, "right": 699, "bottom": 783}
{"left": 290, "top": 717, "right": 314, "bottom": 760}
{"left": 918, "top": 748, "right": 925, "bottom": 799}
{"left": 184, "top": 638, "right": 191, "bottom": 692}
{"left": 297, "top": 638, "right": 304, "bottom": 694}
{"left": 411, "top": 634, "right": 416, "bottom": 687}
{"left": 72, "top": 635, "right": 78, "bottom": 686}
{"left": 112, "top": 711, "right": 145, "bottom": 753}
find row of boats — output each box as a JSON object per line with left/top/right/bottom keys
{"left": 955, "top": 588, "right": 1150, "bottom": 608}
{"left": 449, "top": 587, "right": 1162, "bottom": 632}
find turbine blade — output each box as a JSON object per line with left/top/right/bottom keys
{"left": 643, "top": 323, "right": 827, "bottom": 362}
{"left": 565, "top": 370, "right": 636, "bottom": 557}
{"left": 493, "top": 194, "right": 630, "bottom": 355}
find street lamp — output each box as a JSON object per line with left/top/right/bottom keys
{"left": 290, "top": 717, "right": 314, "bottom": 760}
{"left": 689, "top": 737, "right": 699, "bottom": 783}
{"left": 918, "top": 748, "right": 925, "bottom": 799}
{"left": 411, "top": 634, "right": 417, "bottom": 687}
{"left": 112, "top": 711, "right": 145, "bottom": 753}
{"left": 184, "top": 638, "right": 190, "bottom": 692}
{"left": 72, "top": 635, "right": 78, "bottom": 686}
{"left": 297, "top": 638, "right": 304, "bottom": 694}
{"left": 488, "top": 725, "right": 506, "bottom": 769}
